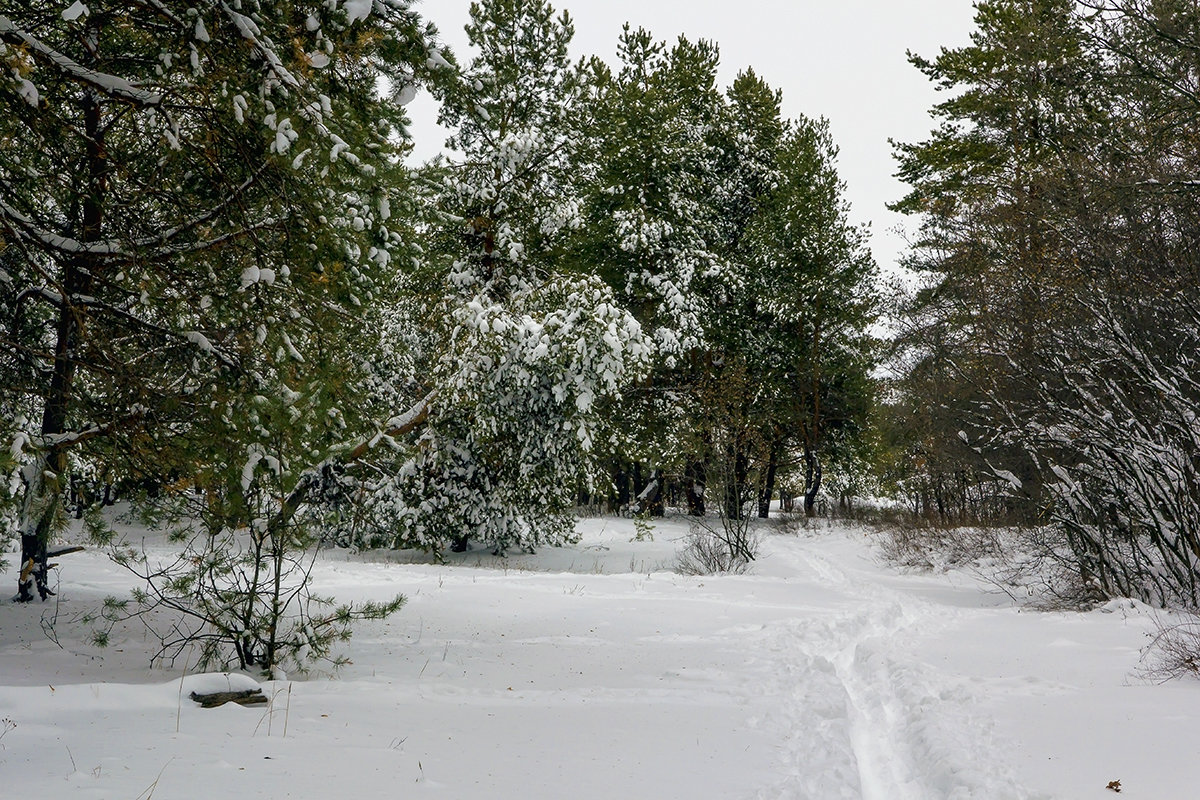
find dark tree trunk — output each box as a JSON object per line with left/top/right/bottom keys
{"left": 18, "top": 72, "right": 106, "bottom": 601}
{"left": 684, "top": 459, "right": 706, "bottom": 516}
{"left": 613, "top": 462, "right": 631, "bottom": 510}
{"left": 632, "top": 462, "right": 643, "bottom": 511}
{"left": 665, "top": 476, "right": 681, "bottom": 509}
{"left": 17, "top": 532, "right": 50, "bottom": 603}
{"left": 803, "top": 445, "right": 822, "bottom": 518}
{"left": 800, "top": 316, "right": 824, "bottom": 519}
{"left": 757, "top": 437, "right": 781, "bottom": 519}
{"left": 724, "top": 444, "right": 750, "bottom": 521}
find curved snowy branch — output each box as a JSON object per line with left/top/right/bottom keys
{"left": 345, "top": 392, "right": 435, "bottom": 463}
{"left": 0, "top": 195, "right": 130, "bottom": 258}
{"left": 0, "top": 16, "right": 162, "bottom": 107}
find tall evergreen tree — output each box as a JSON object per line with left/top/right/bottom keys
{"left": 710, "top": 93, "right": 877, "bottom": 519}
{"left": 698, "top": 69, "right": 787, "bottom": 519}
{"left": 0, "top": 0, "right": 437, "bottom": 619}
{"left": 583, "top": 27, "right": 722, "bottom": 356}
{"left": 435, "top": 0, "right": 587, "bottom": 295}
{"left": 894, "top": 0, "right": 1200, "bottom": 606}
{"left": 575, "top": 28, "right": 726, "bottom": 510}
{"left": 889, "top": 0, "right": 1100, "bottom": 521}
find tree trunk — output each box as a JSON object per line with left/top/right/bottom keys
{"left": 630, "top": 464, "right": 663, "bottom": 516}
{"left": 649, "top": 483, "right": 664, "bottom": 517}
{"left": 17, "top": 460, "right": 53, "bottom": 602}
{"left": 612, "top": 462, "right": 631, "bottom": 511}
{"left": 684, "top": 459, "right": 706, "bottom": 516}
{"left": 632, "top": 462, "right": 643, "bottom": 511}
{"left": 803, "top": 444, "right": 822, "bottom": 518}
{"left": 800, "top": 315, "right": 823, "bottom": 519}
{"left": 17, "top": 72, "right": 106, "bottom": 601}
{"left": 723, "top": 443, "right": 749, "bottom": 521}
{"left": 757, "top": 437, "right": 781, "bottom": 519}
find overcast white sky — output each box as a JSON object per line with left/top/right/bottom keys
{"left": 407, "top": 1, "right": 979, "bottom": 274}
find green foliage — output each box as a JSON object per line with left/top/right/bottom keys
{"left": 1, "top": 0, "right": 884, "bottom": 670}
{"left": 887, "top": 0, "right": 1097, "bottom": 524}
{"left": 631, "top": 513, "right": 655, "bottom": 543}
{"left": 96, "top": 484, "right": 407, "bottom": 675}
{"left": 568, "top": 29, "right": 878, "bottom": 517}
{"left": 357, "top": 0, "right": 652, "bottom": 556}
{"left": 0, "top": 0, "right": 436, "bottom": 657}
{"left": 81, "top": 506, "right": 115, "bottom": 546}
{"left": 892, "top": 0, "right": 1200, "bottom": 606}
{"left": 580, "top": 26, "right": 723, "bottom": 356}
{"left": 364, "top": 274, "right": 650, "bottom": 555}
{"left": 431, "top": 0, "right": 589, "bottom": 294}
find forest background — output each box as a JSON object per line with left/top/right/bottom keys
{"left": 3, "top": 0, "right": 1200, "bottom": 679}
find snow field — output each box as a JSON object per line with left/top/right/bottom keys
{"left": 1, "top": 516, "right": 1198, "bottom": 798}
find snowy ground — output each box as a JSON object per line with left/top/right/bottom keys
{"left": 2, "top": 515, "right": 1197, "bottom": 799}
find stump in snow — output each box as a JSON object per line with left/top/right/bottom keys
{"left": 189, "top": 689, "right": 268, "bottom": 708}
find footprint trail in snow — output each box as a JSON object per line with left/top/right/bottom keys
{"left": 743, "top": 537, "right": 1042, "bottom": 799}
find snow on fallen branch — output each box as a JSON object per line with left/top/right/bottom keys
{"left": 345, "top": 392, "right": 435, "bottom": 463}
{"left": 189, "top": 689, "right": 268, "bottom": 708}
{"left": 628, "top": 476, "right": 659, "bottom": 516}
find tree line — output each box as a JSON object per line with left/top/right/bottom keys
{"left": 0, "top": 0, "right": 874, "bottom": 675}
{"left": 888, "top": 0, "right": 1200, "bottom": 609}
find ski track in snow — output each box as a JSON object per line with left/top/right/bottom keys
{"left": 744, "top": 540, "right": 1039, "bottom": 800}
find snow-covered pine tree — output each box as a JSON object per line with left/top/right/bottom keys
{"left": 355, "top": 0, "right": 650, "bottom": 556}
{"left": 695, "top": 69, "right": 789, "bottom": 521}
{"left": 0, "top": 0, "right": 441, "bottom": 671}
{"left": 682, "top": 70, "right": 877, "bottom": 522}
{"left": 892, "top": 0, "right": 1200, "bottom": 609}
{"left": 583, "top": 26, "right": 722, "bottom": 359}
{"left": 739, "top": 118, "right": 877, "bottom": 517}
{"left": 434, "top": 0, "right": 587, "bottom": 297}
{"left": 362, "top": 283, "right": 650, "bottom": 556}
{"left": 576, "top": 28, "right": 726, "bottom": 510}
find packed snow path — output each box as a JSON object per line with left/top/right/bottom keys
{"left": 2, "top": 517, "right": 1198, "bottom": 799}
{"left": 747, "top": 541, "right": 1028, "bottom": 798}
